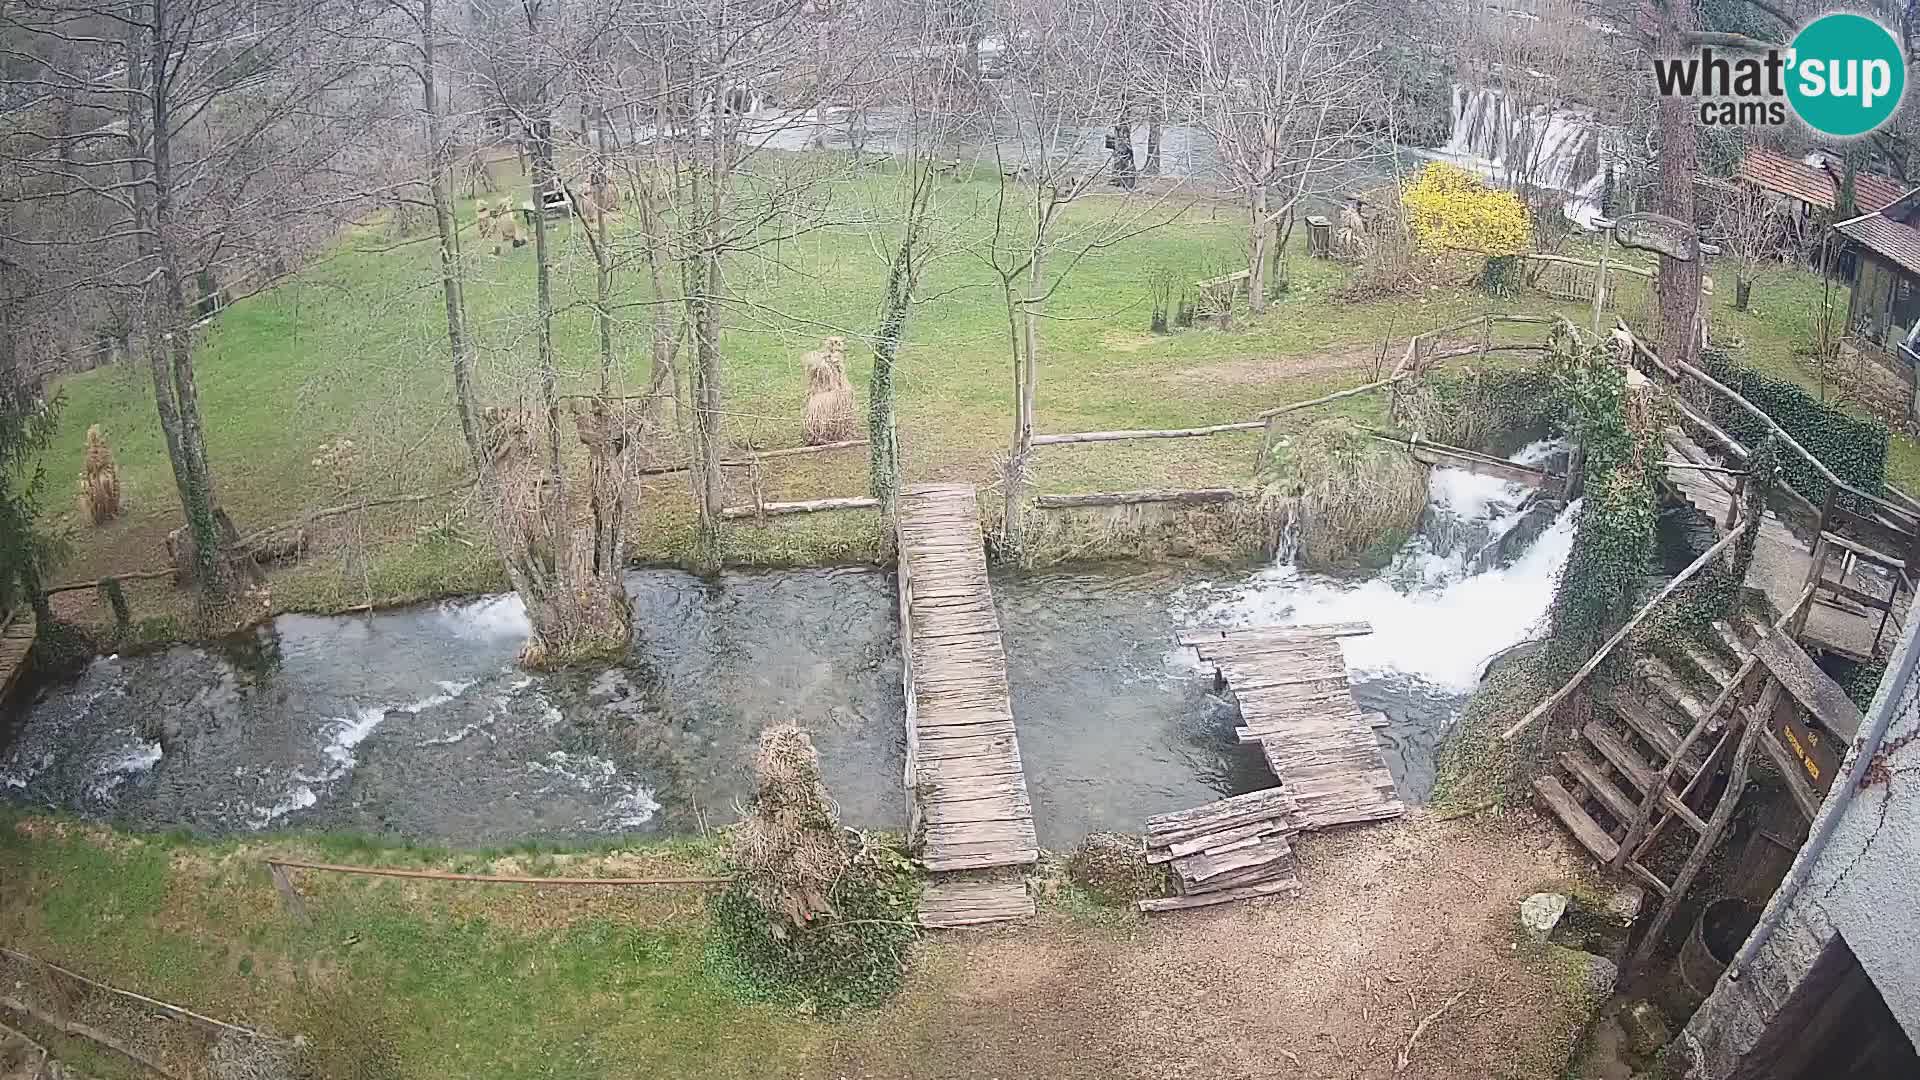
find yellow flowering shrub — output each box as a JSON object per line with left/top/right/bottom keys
{"left": 1402, "top": 163, "right": 1533, "bottom": 257}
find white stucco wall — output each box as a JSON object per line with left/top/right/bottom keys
{"left": 1682, "top": 610, "right": 1920, "bottom": 1076}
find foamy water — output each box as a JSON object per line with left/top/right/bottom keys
{"left": 1187, "top": 442, "right": 1577, "bottom": 692}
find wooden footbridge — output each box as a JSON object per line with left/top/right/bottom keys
{"left": 896, "top": 484, "right": 1040, "bottom": 928}
{"left": 1138, "top": 622, "right": 1405, "bottom": 912}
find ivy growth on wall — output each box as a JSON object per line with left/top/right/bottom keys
{"left": 1701, "top": 346, "right": 1888, "bottom": 509}
{"left": 1546, "top": 330, "right": 1664, "bottom": 670}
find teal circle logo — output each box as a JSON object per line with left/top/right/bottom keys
{"left": 1787, "top": 14, "right": 1905, "bottom": 137}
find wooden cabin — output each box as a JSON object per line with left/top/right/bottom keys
{"left": 1833, "top": 188, "right": 1920, "bottom": 388}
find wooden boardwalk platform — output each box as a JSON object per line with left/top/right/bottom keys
{"left": 1663, "top": 427, "right": 1905, "bottom": 660}
{"left": 1181, "top": 623, "right": 1404, "bottom": 830}
{"left": 1143, "top": 623, "right": 1404, "bottom": 912}
{"left": 0, "top": 609, "right": 34, "bottom": 708}
{"left": 896, "top": 484, "right": 1039, "bottom": 888}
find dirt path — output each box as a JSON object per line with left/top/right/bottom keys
{"left": 821, "top": 810, "right": 1602, "bottom": 1080}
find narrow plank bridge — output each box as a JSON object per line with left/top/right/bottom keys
{"left": 896, "top": 484, "right": 1039, "bottom": 928}
{"left": 1140, "top": 622, "right": 1405, "bottom": 912}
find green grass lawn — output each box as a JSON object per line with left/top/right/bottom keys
{"left": 0, "top": 819, "right": 831, "bottom": 1079}
{"left": 38, "top": 161, "right": 1911, "bottom": 628}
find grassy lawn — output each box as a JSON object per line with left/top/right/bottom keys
{"left": 0, "top": 811, "right": 1609, "bottom": 1080}
{"left": 0, "top": 819, "right": 830, "bottom": 1079}
{"left": 36, "top": 159, "right": 1910, "bottom": 629}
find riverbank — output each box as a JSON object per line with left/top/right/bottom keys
{"left": 36, "top": 166, "right": 1890, "bottom": 640}
{"left": 0, "top": 809, "right": 1611, "bottom": 1080}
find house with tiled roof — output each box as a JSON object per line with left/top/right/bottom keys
{"left": 1738, "top": 148, "right": 1904, "bottom": 217}
{"left": 1833, "top": 189, "right": 1920, "bottom": 370}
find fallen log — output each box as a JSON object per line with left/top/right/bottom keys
{"left": 718, "top": 496, "right": 882, "bottom": 520}
{"left": 1033, "top": 488, "right": 1248, "bottom": 508}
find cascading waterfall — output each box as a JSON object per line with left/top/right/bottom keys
{"left": 1190, "top": 441, "right": 1577, "bottom": 694}
{"left": 1431, "top": 83, "right": 1614, "bottom": 226}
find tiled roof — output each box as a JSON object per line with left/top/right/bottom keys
{"left": 1737, "top": 148, "right": 1902, "bottom": 213}
{"left": 1835, "top": 212, "right": 1920, "bottom": 275}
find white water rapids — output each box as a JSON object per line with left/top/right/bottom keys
{"left": 1188, "top": 441, "right": 1579, "bottom": 693}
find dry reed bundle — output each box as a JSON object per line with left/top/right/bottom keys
{"left": 79, "top": 424, "right": 121, "bottom": 525}
{"left": 1258, "top": 418, "right": 1429, "bottom": 571}
{"left": 801, "top": 336, "right": 857, "bottom": 446}
{"left": 726, "top": 725, "right": 850, "bottom": 934}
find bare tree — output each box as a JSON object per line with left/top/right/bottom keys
{"left": 981, "top": 0, "right": 1184, "bottom": 553}
{"left": 1709, "top": 169, "right": 1786, "bottom": 313}
{"left": 1, "top": 0, "right": 394, "bottom": 624}
{"left": 1164, "top": 0, "right": 1380, "bottom": 312}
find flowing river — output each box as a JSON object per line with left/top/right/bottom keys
{"left": 2, "top": 446, "right": 1575, "bottom": 849}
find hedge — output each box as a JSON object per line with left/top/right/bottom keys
{"left": 1701, "top": 347, "right": 1888, "bottom": 509}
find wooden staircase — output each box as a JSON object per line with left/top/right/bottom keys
{"left": 1531, "top": 611, "right": 1769, "bottom": 898}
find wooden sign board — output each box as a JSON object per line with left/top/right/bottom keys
{"left": 1772, "top": 694, "right": 1842, "bottom": 796}
{"left": 1615, "top": 213, "right": 1697, "bottom": 262}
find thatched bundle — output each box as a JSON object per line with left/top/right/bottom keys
{"left": 1258, "top": 418, "right": 1429, "bottom": 572}
{"left": 79, "top": 424, "right": 121, "bottom": 525}
{"left": 726, "top": 725, "right": 850, "bottom": 933}
{"left": 801, "top": 336, "right": 857, "bottom": 446}
{"left": 494, "top": 199, "right": 526, "bottom": 252}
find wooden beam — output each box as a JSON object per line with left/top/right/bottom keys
{"left": 1626, "top": 679, "right": 1780, "bottom": 974}
{"left": 1033, "top": 488, "right": 1248, "bottom": 508}
{"left": 1030, "top": 422, "right": 1264, "bottom": 446}
{"left": 1753, "top": 628, "right": 1864, "bottom": 740}
{"left": 1500, "top": 529, "right": 1744, "bottom": 741}
{"left": 637, "top": 439, "right": 869, "bottom": 476}
{"left": 718, "top": 496, "right": 881, "bottom": 520}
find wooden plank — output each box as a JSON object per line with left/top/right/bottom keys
{"left": 1559, "top": 750, "right": 1637, "bottom": 825}
{"left": 919, "top": 880, "right": 1034, "bottom": 927}
{"left": 1174, "top": 834, "right": 1294, "bottom": 884}
{"left": 1137, "top": 876, "right": 1301, "bottom": 913}
{"left": 1584, "top": 721, "right": 1655, "bottom": 792}
{"left": 1533, "top": 775, "right": 1621, "bottom": 863}
{"left": 1753, "top": 627, "right": 1864, "bottom": 740}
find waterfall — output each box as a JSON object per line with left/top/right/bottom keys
{"left": 1430, "top": 83, "right": 1612, "bottom": 227}
{"left": 1192, "top": 441, "right": 1578, "bottom": 692}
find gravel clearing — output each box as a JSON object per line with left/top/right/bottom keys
{"left": 824, "top": 808, "right": 1605, "bottom": 1080}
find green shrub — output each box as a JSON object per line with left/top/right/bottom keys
{"left": 703, "top": 842, "right": 920, "bottom": 1011}
{"left": 1701, "top": 347, "right": 1888, "bottom": 509}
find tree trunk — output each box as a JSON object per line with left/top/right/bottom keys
{"left": 1652, "top": 0, "right": 1703, "bottom": 366}
{"left": 871, "top": 233, "right": 915, "bottom": 512}
{"left": 1144, "top": 113, "right": 1162, "bottom": 176}
{"left": 1002, "top": 251, "right": 1044, "bottom": 553}
{"left": 131, "top": 0, "right": 241, "bottom": 623}
{"left": 1248, "top": 186, "right": 1270, "bottom": 315}
{"left": 421, "top": 0, "right": 483, "bottom": 471}
{"left": 1735, "top": 275, "right": 1752, "bottom": 312}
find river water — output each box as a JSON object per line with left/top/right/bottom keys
{"left": 2, "top": 447, "right": 1575, "bottom": 849}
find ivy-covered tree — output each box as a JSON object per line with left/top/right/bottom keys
{"left": 0, "top": 369, "right": 64, "bottom": 623}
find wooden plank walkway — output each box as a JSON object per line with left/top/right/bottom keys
{"left": 1181, "top": 624, "right": 1405, "bottom": 830}
{"left": 896, "top": 484, "right": 1039, "bottom": 885}
{"left": 0, "top": 609, "right": 34, "bottom": 707}
{"left": 1663, "top": 427, "right": 1901, "bottom": 661}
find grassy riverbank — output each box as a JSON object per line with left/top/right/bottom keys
{"left": 34, "top": 163, "right": 1906, "bottom": 632}
{"left": 0, "top": 811, "right": 1612, "bottom": 1080}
